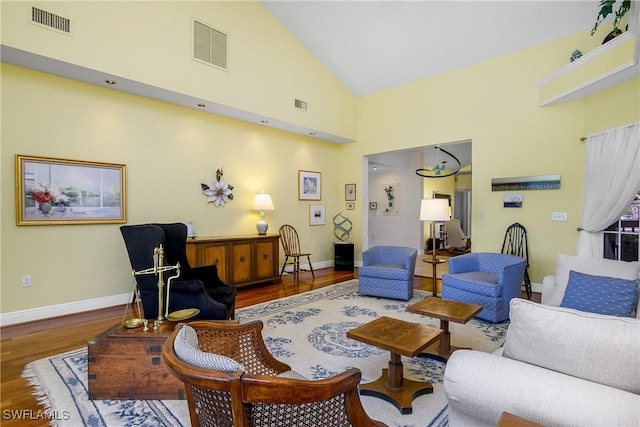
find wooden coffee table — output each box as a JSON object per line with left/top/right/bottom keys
{"left": 346, "top": 316, "right": 443, "bottom": 414}
{"left": 406, "top": 297, "right": 482, "bottom": 361}
{"left": 497, "top": 412, "right": 544, "bottom": 427}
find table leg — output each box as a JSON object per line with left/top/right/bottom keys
{"left": 419, "top": 319, "right": 470, "bottom": 362}
{"left": 432, "top": 263, "right": 438, "bottom": 298}
{"left": 438, "top": 319, "right": 451, "bottom": 353}
{"left": 359, "top": 351, "right": 434, "bottom": 414}
{"left": 387, "top": 352, "right": 403, "bottom": 389}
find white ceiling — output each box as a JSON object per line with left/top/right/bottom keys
{"left": 368, "top": 140, "right": 472, "bottom": 171}
{"left": 262, "top": 1, "right": 602, "bottom": 97}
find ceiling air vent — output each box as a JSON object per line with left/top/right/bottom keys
{"left": 31, "top": 7, "right": 71, "bottom": 34}
{"left": 294, "top": 99, "right": 308, "bottom": 111}
{"left": 193, "top": 19, "right": 228, "bottom": 71}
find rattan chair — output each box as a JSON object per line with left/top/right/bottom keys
{"left": 163, "top": 320, "right": 387, "bottom": 427}
{"left": 279, "top": 224, "right": 314, "bottom": 278}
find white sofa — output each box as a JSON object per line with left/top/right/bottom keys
{"left": 443, "top": 255, "right": 640, "bottom": 426}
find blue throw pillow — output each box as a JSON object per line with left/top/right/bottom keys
{"left": 560, "top": 270, "right": 639, "bottom": 317}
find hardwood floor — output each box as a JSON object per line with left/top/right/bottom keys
{"left": 0, "top": 268, "right": 537, "bottom": 426}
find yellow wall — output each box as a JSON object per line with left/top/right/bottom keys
{"left": 584, "top": 77, "right": 640, "bottom": 132}
{"left": 1, "top": 64, "right": 342, "bottom": 314}
{"left": 1, "top": 1, "right": 356, "bottom": 140}
{"left": 1, "top": 1, "right": 639, "bottom": 319}
{"left": 344, "top": 30, "right": 639, "bottom": 283}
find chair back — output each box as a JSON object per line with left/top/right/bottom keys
{"left": 501, "top": 223, "right": 529, "bottom": 265}
{"left": 162, "top": 321, "right": 387, "bottom": 427}
{"left": 447, "top": 218, "right": 465, "bottom": 248}
{"left": 120, "top": 224, "right": 166, "bottom": 318}
{"left": 279, "top": 224, "right": 302, "bottom": 256}
{"left": 153, "top": 223, "right": 196, "bottom": 275}
{"left": 120, "top": 224, "right": 164, "bottom": 278}
{"left": 363, "top": 246, "right": 417, "bottom": 272}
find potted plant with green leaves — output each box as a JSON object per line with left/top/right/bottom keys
{"left": 591, "top": 0, "right": 631, "bottom": 41}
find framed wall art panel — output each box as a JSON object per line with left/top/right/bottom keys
{"left": 345, "top": 183, "right": 356, "bottom": 201}
{"left": 16, "top": 154, "right": 127, "bottom": 225}
{"left": 298, "top": 170, "right": 321, "bottom": 200}
{"left": 309, "top": 204, "right": 326, "bottom": 225}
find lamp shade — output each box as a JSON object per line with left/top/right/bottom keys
{"left": 419, "top": 198, "right": 450, "bottom": 221}
{"left": 250, "top": 192, "right": 275, "bottom": 211}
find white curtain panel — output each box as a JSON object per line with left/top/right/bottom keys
{"left": 577, "top": 122, "right": 640, "bottom": 257}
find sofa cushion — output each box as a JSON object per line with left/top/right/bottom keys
{"left": 560, "top": 270, "right": 639, "bottom": 317}
{"left": 174, "top": 325, "right": 245, "bottom": 372}
{"left": 546, "top": 254, "right": 640, "bottom": 306}
{"left": 503, "top": 299, "right": 640, "bottom": 394}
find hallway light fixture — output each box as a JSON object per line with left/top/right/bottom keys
{"left": 416, "top": 145, "right": 461, "bottom": 178}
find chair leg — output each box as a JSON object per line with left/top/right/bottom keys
{"left": 524, "top": 269, "right": 532, "bottom": 298}
{"left": 280, "top": 255, "right": 289, "bottom": 277}
{"left": 306, "top": 255, "right": 314, "bottom": 278}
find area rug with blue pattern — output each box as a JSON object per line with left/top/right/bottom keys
{"left": 22, "top": 279, "right": 508, "bottom": 427}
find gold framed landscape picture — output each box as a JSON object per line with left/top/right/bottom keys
{"left": 16, "top": 154, "right": 127, "bottom": 225}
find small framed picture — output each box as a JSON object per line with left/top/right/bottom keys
{"left": 309, "top": 204, "right": 326, "bottom": 226}
{"left": 346, "top": 202, "right": 355, "bottom": 210}
{"left": 369, "top": 202, "right": 377, "bottom": 210}
{"left": 345, "top": 183, "right": 356, "bottom": 201}
{"left": 298, "top": 170, "right": 321, "bottom": 200}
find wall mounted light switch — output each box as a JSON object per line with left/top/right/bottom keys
{"left": 552, "top": 212, "right": 567, "bottom": 221}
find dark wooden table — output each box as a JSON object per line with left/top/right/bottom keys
{"left": 87, "top": 321, "right": 184, "bottom": 400}
{"left": 406, "top": 297, "right": 482, "bottom": 361}
{"left": 346, "top": 316, "right": 443, "bottom": 414}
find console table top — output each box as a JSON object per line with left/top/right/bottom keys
{"left": 187, "top": 234, "right": 280, "bottom": 242}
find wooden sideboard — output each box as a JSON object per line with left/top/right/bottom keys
{"left": 186, "top": 234, "right": 281, "bottom": 287}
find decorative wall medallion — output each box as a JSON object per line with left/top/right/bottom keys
{"left": 201, "top": 168, "right": 234, "bottom": 207}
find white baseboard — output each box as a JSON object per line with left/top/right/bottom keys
{"left": 280, "top": 260, "right": 363, "bottom": 275}
{"left": 281, "top": 260, "right": 334, "bottom": 274}
{"left": 4, "top": 261, "right": 534, "bottom": 327}
{"left": 0, "top": 292, "right": 130, "bottom": 327}
{"left": 530, "top": 282, "right": 542, "bottom": 294}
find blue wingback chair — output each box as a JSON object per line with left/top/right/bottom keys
{"left": 442, "top": 252, "right": 526, "bottom": 322}
{"left": 358, "top": 246, "right": 417, "bottom": 300}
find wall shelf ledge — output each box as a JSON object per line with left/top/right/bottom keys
{"left": 534, "top": 31, "right": 638, "bottom": 106}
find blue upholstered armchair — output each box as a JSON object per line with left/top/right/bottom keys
{"left": 442, "top": 252, "right": 526, "bottom": 322}
{"left": 358, "top": 246, "right": 417, "bottom": 300}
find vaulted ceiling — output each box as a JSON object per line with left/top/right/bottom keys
{"left": 262, "top": 1, "right": 602, "bottom": 97}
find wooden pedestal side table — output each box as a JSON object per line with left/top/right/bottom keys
{"left": 406, "top": 297, "right": 482, "bottom": 361}
{"left": 346, "top": 316, "right": 443, "bottom": 414}
{"left": 422, "top": 257, "right": 447, "bottom": 297}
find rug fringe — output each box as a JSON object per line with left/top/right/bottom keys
{"left": 22, "top": 361, "right": 60, "bottom": 427}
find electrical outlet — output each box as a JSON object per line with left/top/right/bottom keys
{"left": 21, "top": 275, "right": 32, "bottom": 288}
{"left": 552, "top": 212, "right": 568, "bottom": 221}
